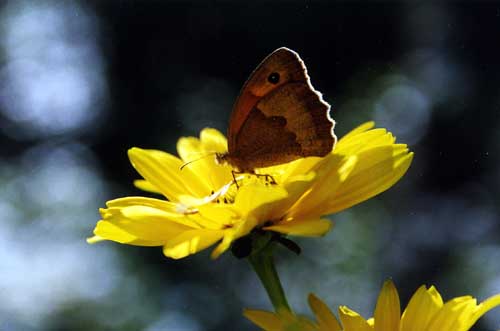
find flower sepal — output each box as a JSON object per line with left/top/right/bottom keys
{"left": 231, "top": 229, "right": 302, "bottom": 259}
{"left": 231, "top": 230, "right": 274, "bottom": 259}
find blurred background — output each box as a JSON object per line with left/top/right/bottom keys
{"left": 0, "top": 1, "right": 499, "bottom": 330}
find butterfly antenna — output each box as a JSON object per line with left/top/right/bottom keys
{"left": 180, "top": 152, "right": 217, "bottom": 171}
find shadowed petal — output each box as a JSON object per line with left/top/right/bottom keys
{"left": 244, "top": 309, "right": 283, "bottom": 331}
{"left": 374, "top": 280, "right": 400, "bottom": 331}
{"left": 163, "top": 229, "right": 225, "bottom": 259}
{"left": 339, "top": 306, "right": 373, "bottom": 331}
{"left": 308, "top": 294, "right": 342, "bottom": 331}
{"left": 264, "top": 218, "right": 332, "bottom": 237}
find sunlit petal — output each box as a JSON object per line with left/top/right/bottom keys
{"left": 176, "top": 128, "right": 232, "bottom": 188}
{"left": 466, "top": 294, "right": 500, "bottom": 330}
{"left": 128, "top": 147, "right": 209, "bottom": 200}
{"left": 287, "top": 154, "right": 356, "bottom": 219}
{"left": 401, "top": 285, "right": 443, "bottom": 331}
{"left": 426, "top": 297, "right": 477, "bottom": 331}
{"left": 321, "top": 146, "right": 413, "bottom": 215}
{"left": 339, "top": 306, "right": 373, "bottom": 331}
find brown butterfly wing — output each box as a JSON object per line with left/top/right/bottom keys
{"left": 226, "top": 47, "right": 336, "bottom": 172}
{"left": 226, "top": 107, "right": 303, "bottom": 171}
{"left": 227, "top": 48, "right": 308, "bottom": 149}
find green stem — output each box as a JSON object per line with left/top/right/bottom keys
{"left": 248, "top": 241, "right": 291, "bottom": 312}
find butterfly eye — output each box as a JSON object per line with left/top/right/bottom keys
{"left": 267, "top": 72, "right": 280, "bottom": 84}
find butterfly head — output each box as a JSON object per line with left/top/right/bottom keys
{"left": 215, "top": 152, "right": 227, "bottom": 166}
{"left": 216, "top": 152, "right": 256, "bottom": 174}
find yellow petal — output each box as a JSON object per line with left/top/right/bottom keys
{"left": 233, "top": 183, "right": 289, "bottom": 222}
{"left": 92, "top": 219, "right": 186, "bottom": 246}
{"left": 308, "top": 294, "right": 342, "bottom": 331}
{"left": 401, "top": 285, "right": 443, "bottom": 331}
{"left": 336, "top": 125, "right": 394, "bottom": 156}
{"left": 162, "top": 229, "right": 224, "bottom": 259}
{"left": 210, "top": 218, "right": 258, "bottom": 259}
{"left": 199, "top": 128, "right": 229, "bottom": 154}
{"left": 261, "top": 156, "right": 323, "bottom": 184}
{"left": 105, "top": 196, "right": 174, "bottom": 209}
{"left": 128, "top": 147, "right": 209, "bottom": 200}
{"left": 177, "top": 179, "right": 233, "bottom": 208}
{"left": 339, "top": 306, "right": 373, "bottom": 331}
{"left": 244, "top": 308, "right": 317, "bottom": 331}
{"left": 244, "top": 309, "right": 283, "bottom": 331}
{"left": 466, "top": 294, "right": 500, "bottom": 330}
{"left": 93, "top": 197, "right": 203, "bottom": 246}
{"left": 208, "top": 188, "right": 298, "bottom": 258}
{"left": 176, "top": 129, "right": 232, "bottom": 188}
{"left": 322, "top": 146, "right": 413, "bottom": 215}
{"left": 287, "top": 154, "right": 356, "bottom": 219}
{"left": 426, "top": 297, "right": 476, "bottom": 331}
{"left": 336, "top": 129, "right": 393, "bottom": 155}
{"left": 133, "top": 179, "right": 162, "bottom": 194}
{"left": 374, "top": 280, "right": 400, "bottom": 331}
{"left": 339, "top": 121, "right": 375, "bottom": 140}
{"left": 196, "top": 203, "right": 240, "bottom": 229}
{"left": 271, "top": 171, "right": 318, "bottom": 220}
{"left": 196, "top": 183, "right": 287, "bottom": 258}
{"left": 104, "top": 197, "right": 201, "bottom": 228}
{"left": 86, "top": 235, "right": 105, "bottom": 244}
{"left": 264, "top": 218, "right": 332, "bottom": 237}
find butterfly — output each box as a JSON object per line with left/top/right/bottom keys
{"left": 216, "top": 47, "right": 336, "bottom": 173}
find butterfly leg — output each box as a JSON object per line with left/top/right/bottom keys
{"left": 230, "top": 171, "right": 277, "bottom": 188}
{"left": 254, "top": 173, "right": 277, "bottom": 185}
{"left": 231, "top": 170, "right": 241, "bottom": 189}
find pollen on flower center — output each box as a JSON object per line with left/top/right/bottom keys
{"left": 213, "top": 194, "right": 234, "bottom": 204}
{"left": 210, "top": 173, "right": 278, "bottom": 205}
{"left": 236, "top": 173, "right": 278, "bottom": 187}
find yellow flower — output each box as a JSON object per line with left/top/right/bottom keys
{"left": 87, "top": 122, "right": 413, "bottom": 259}
{"left": 244, "top": 280, "right": 500, "bottom": 331}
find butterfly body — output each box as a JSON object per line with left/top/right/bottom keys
{"left": 217, "top": 47, "right": 336, "bottom": 173}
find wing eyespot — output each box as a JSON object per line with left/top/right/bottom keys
{"left": 267, "top": 72, "right": 280, "bottom": 84}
